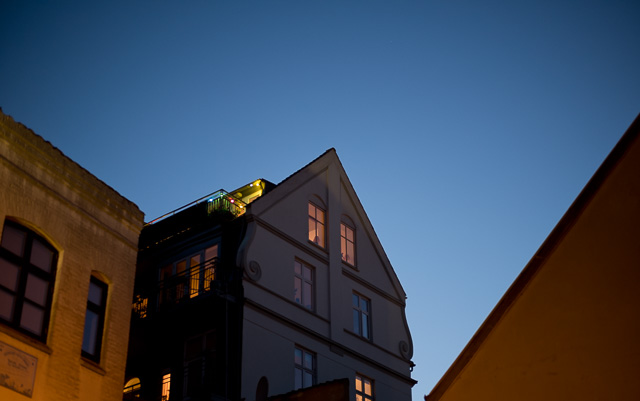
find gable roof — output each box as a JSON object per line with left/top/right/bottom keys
{"left": 426, "top": 113, "right": 640, "bottom": 400}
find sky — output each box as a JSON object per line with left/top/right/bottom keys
{"left": 1, "top": 1, "right": 639, "bottom": 398}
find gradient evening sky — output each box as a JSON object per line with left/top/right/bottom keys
{"left": 1, "top": 1, "right": 639, "bottom": 398}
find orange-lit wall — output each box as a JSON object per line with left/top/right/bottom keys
{"left": 428, "top": 120, "right": 640, "bottom": 401}
{"left": 0, "top": 111, "right": 144, "bottom": 401}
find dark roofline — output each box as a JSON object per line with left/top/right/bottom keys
{"left": 426, "top": 113, "right": 640, "bottom": 400}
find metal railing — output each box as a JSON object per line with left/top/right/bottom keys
{"left": 133, "top": 257, "right": 220, "bottom": 318}
{"left": 145, "top": 190, "right": 247, "bottom": 226}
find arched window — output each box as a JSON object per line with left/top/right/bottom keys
{"left": 0, "top": 220, "right": 58, "bottom": 341}
{"left": 123, "top": 377, "right": 141, "bottom": 399}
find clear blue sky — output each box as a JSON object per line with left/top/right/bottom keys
{"left": 1, "top": 1, "right": 638, "bottom": 398}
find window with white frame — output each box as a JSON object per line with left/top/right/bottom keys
{"left": 0, "top": 220, "right": 57, "bottom": 341}
{"left": 294, "top": 346, "right": 315, "bottom": 390}
{"left": 82, "top": 276, "right": 108, "bottom": 362}
{"left": 308, "top": 202, "right": 325, "bottom": 248}
{"left": 293, "top": 261, "right": 313, "bottom": 310}
{"left": 340, "top": 222, "right": 355, "bottom": 265}
{"left": 352, "top": 293, "right": 371, "bottom": 339}
{"left": 355, "top": 374, "right": 374, "bottom": 401}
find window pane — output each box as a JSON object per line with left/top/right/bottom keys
{"left": 303, "top": 371, "right": 313, "bottom": 387}
{"left": 0, "top": 225, "right": 26, "bottom": 257}
{"left": 303, "top": 352, "right": 313, "bottom": 369}
{"left": 294, "top": 261, "right": 301, "bottom": 276}
{"left": 88, "top": 281, "right": 104, "bottom": 305}
{"left": 308, "top": 218, "right": 316, "bottom": 242}
{"left": 82, "top": 309, "right": 99, "bottom": 355}
{"left": 303, "top": 266, "right": 311, "bottom": 281}
{"left": 30, "top": 239, "right": 54, "bottom": 272}
{"left": 176, "top": 260, "right": 186, "bottom": 274}
{"left": 340, "top": 224, "right": 345, "bottom": 237}
{"left": 356, "top": 395, "right": 363, "bottom": 401}
{"left": 308, "top": 203, "right": 315, "bottom": 217}
{"left": 25, "top": 274, "right": 48, "bottom": 306}
{"left": 190, "top": 255, "right": 200, "bottom": 268}
{"left": 303, "top": 282, "right": 312, "bottom": 309}
{"left": 0, "top": 258, "right": 20, "bottom": 291}
{"left": 20, "top": 302, "right": 44, "bottom": 335}
{"left": 355, "top": 376, "right": 362, "bottom": 392}
{"left": 294, "top": 367, "right": 302, "bottom": 390}
{"left": 361, "top": 298, "right": 369, "bottom": 312}
{"left": 316, "top": 208, "right": 324, "bottom": 224}
{"left": 353, "top": 309, "right": 360, "bottom": 335}
{"left": 0, "top": 289, "right": 15, "bottom": 320}
{"left": 364, "top": 379, "right": 372, "bottom": 395}
{"left": 294, "top": 348, "right": 302, "bottom": 365}
{"left": 346, "top": 227, "right": 354, "bottom": 241}
{"left": 347, "top": 242, "right": 354, "bottom": 264}
{"left": 352, "top": 294, "right": 359, "bottom": 307}
{"left": 205, "top": 245, "right": 218, "bottom": 261}
{"left": 362, "top": 315, "right": 369, "bottom": 339}
{"left": 294, "top": 277, "right": 301, "bottom": 304}
{"left": 317, "top": 224, "right": 324, "bottom": 247}
{"left": 341, "top": 237, "right": 346, "bottom": 261}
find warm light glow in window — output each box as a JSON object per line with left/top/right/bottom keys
{"left": 355, "top": 374, "right": 373, "bottom": 401}
{"left": 161, "top": 373, "right": 171, "bottom": 400}
{"left": 308, "top": 203, "right": 325, "bottom": 248}
{"left": 341, "top": 223, "right": 355, "bottom": 265}
{"left": 123, "top": 377, "right": 141, "bottom": 394}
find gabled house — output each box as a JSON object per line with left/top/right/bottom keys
{"left": 125, "top": 149, "right": 416, "bottom": 401}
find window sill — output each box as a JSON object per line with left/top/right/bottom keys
{"left": 307, "top": 240, "right": 327, "bottom": 253}
{"left": 342, "top": 261, "right": 358, "bottom": 271}
{"left": 0, "top": 324, "right": 52, "bottom": 355}
{"left": 344, "top": 328, "right": 372, "bottom": 343}
{"left": 81, "top": 357, "right": 106, "bottom": 376}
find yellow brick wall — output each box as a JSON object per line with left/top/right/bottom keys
{"left": 0, "top": 111, "right": 144, "bottom": 400}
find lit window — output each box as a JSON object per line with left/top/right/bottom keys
{"left": 123, "top": 377, "right": 141, "bottom": 399}
{"left": 82, "top": 276, "right": 108, "bottom": 362}
{"left": 293, "top": 261, "right": 313, "bottom": 310}
{"left": 355, "top": 374, "right": 373, "bottom": 401}
{"left": 308, "top": 203, "right": 325, "bottom": 248}
{"left": 352, "top": 293, "right": 371, "bottom": 339}
{"left": 161, "top": 373, "right": 171, "bottom": 401}
{"left": 340, "top": 223, "right": 355, "bottom": 265}
{"left": 159, "top": 245, "right": 218, "bottom": 305}
{"left": 294, "top": 347, "right": 315, "bottom": 390}
{"left": 0, "top": 221, "right": 57, "bottom": 341}
{"left": 133, "top": 295, "right": 148, "bottom": 319}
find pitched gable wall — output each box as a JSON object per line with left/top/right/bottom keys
{"left": 238, "top": 149, "right": 414, "bottom": 400}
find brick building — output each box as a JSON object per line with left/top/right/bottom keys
{"left": 0, "top": 110, "right": 144, "bottom": 400}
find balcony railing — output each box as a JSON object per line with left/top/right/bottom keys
{"left": 145, "top": 190, "right": 247, "bottom": 226}
{"left": 133, "top": 257, "right": 220, "bottom": 319}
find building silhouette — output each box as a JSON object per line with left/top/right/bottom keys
{"left": 0, "top": 110, "right": 144, "bottom": 401}
{"left": 426, "top": 114, "right": 640, "bottom": 401}
{"left": 125, "top": 149, "right": 416, "bottom": 401}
